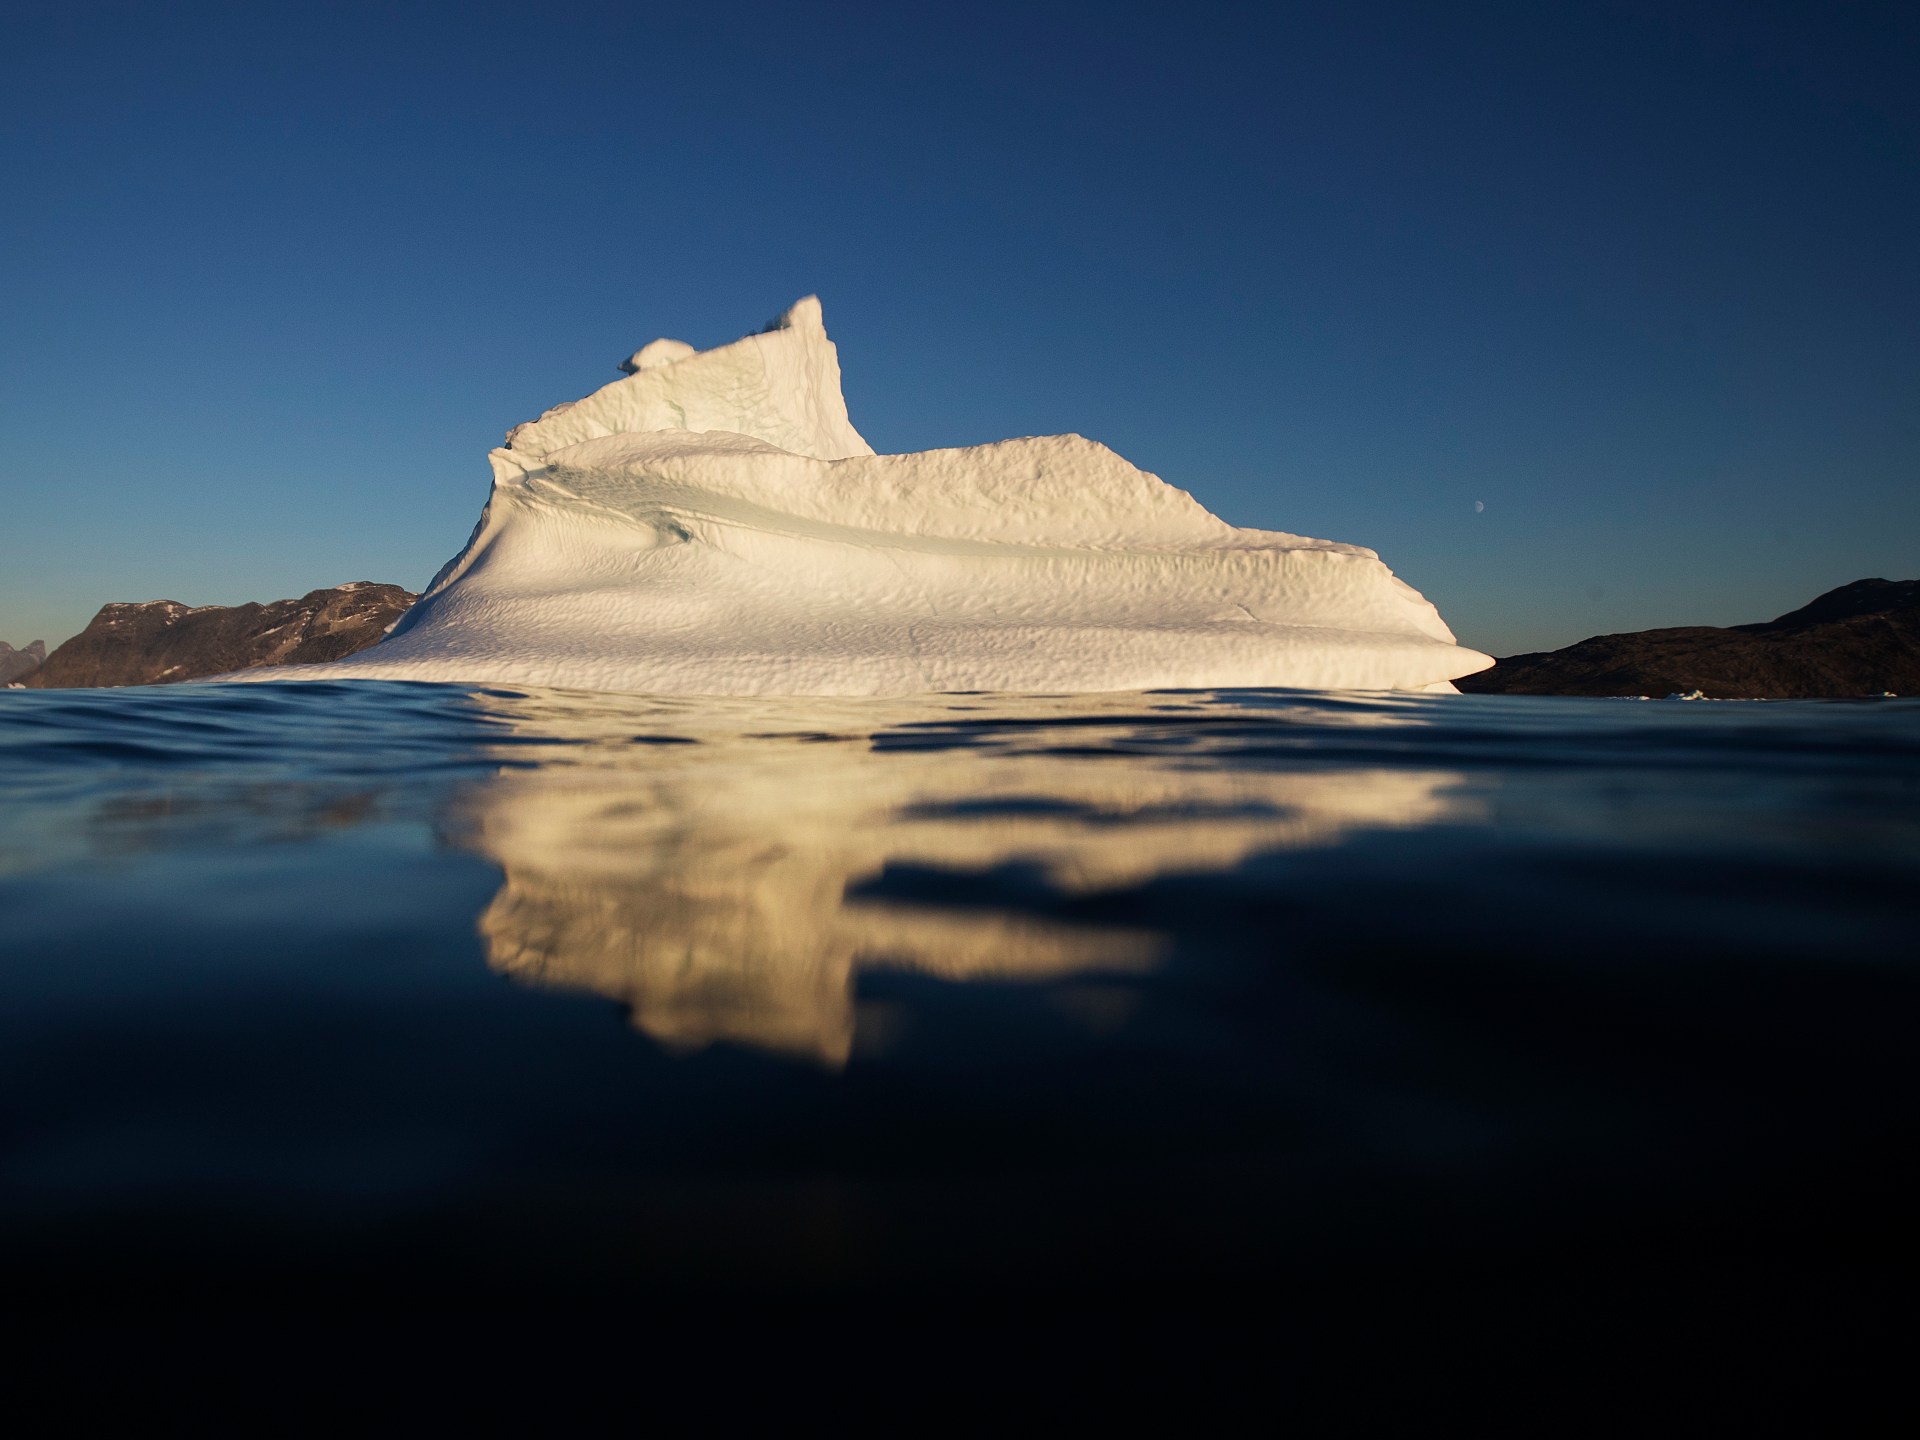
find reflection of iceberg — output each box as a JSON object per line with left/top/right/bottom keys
{"left": 257, "top": 298, "right": 1490, "bottom": 695}
{"left": 453, "top": 690, "right": 1471, "bottom": 1065}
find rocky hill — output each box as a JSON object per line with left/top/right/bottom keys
{"left": 1459, "top": 579, "right": 1918, "bottom": 698}
{"left": 21, "top": 583, "right": 415, "bottom": 689}
{"left": 0, "top": 639, "right": 46, "bottom": 685}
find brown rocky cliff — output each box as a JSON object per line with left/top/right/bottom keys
{"left": 23, "top": 583, "right": 416, "bottom": 689}
{"left": 0, "top": 639, "right": 47, "bottom": 685}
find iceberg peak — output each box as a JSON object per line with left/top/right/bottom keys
{"left": 763, "top": 294, "right": 825, "bottom": 333}
{"left": 504, "top": 294, "right": 870, "bottom": 463}
{"left": 618, "top": 338, "right": 696, "bottom": 374}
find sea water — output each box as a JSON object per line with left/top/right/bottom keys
{"left": 2, "top": 683, "right": 1915, "bottom": 1343}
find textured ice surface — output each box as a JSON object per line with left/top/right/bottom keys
{"left": 254, "top": 298, "right": 1491, "bottom": 695}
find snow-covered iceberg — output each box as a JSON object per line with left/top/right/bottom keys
{"left": 272, "top": 298, "right": 1490, "bottom": 694}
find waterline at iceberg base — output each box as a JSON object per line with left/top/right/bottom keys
{"left": 246, "top": 298, "right": 1490, "bottom": 695}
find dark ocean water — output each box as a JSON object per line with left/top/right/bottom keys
{"left": 2, "top": 681, "right": 1916, "bottom": 1387}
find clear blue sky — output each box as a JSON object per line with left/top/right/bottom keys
{"left": 4, "top": 0, "right": 1915, "bottom": 656}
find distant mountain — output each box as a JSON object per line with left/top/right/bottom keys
{"left": 0, "top": 639, "right": 47, "bottom": 685}
{"left": 22, "top": 583, "right": 416, "bottom": 689}
{"left": 1459, "top": 579, "right": 1919, "bottom": 698}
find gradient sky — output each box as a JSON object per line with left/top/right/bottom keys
{"left": 3, "top": 0, "right": 1915, "bottom": 657}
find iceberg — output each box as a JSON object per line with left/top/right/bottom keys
{"left": 265, "top": 298, "right": 1491, "bottom": 695}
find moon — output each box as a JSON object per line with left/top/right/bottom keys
{"left": 1474, "top": 500, "right": 1485, "bottom": 513}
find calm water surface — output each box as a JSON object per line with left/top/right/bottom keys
{"left": 2, "top": 682, "right": 1915, "bottom": 1342}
